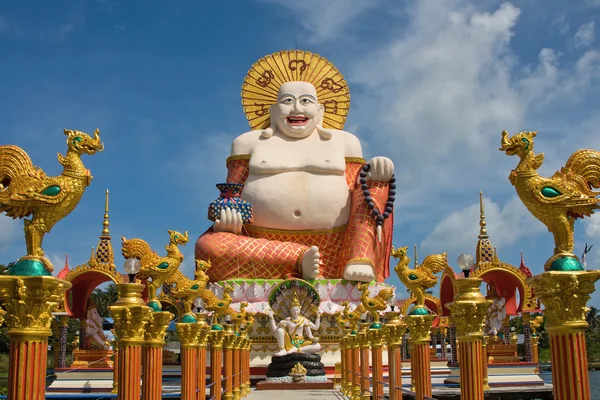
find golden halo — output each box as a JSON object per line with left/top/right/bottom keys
{"left": 241, "top": 50, "right": 351, "bottom": 131}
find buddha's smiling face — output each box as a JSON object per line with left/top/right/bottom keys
{"left": 271, "top": 81, "right": 324, "bottom": 139}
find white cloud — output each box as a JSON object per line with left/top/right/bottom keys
{"left": 574, "top": 21, "right": 595, "bottom": 48}
{"left": 0, "top": 216, "right": 19, "bottom": 253}
{"left": 586, "top": 214, "right": 600, "bottom": 239}
{"left": 421, "top": 195, "right": 545, "bottom": 256}
{"left": 48, "top": 253, "right": 67, "bottom": 271}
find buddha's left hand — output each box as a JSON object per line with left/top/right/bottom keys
{"left": 366, "top": 157, "right": 394, "bottom": 182}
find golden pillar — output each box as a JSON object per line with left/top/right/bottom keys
{"left": 0, "top": 276, "right": 70, "bottom": 400}
{"left": 383, "top": 311, "right": 404, "bottom": 400}
{"left": 527, "top": 270, "right": 600, "bottom": 400}
{"left": 339, "top": 335, "right": 349, "bottom": 395}
{"left": 111, "top": 335, "right": 119, "bottom": 394}
{"left": 109, "top": 283, "right": 152, "bottom": 400}
{"left": 178, "top": 322, "right": 202, "bottom": 400}
{"left": 142, "top": 311, "right": 173, "bottom": 400}
{"left": 368, "top": 327, "right": 385, "bottom": 400}
{"left": 350, "top": 333, "right": 361, "bottom": 400}
{"left": 447, "top": 278, "right": 491, "bottom": 400}
{"left": 223, "top": 325, "right": 236, "bottom": 400}
{"left": 232, "top": 334, "right": 241, "bottom": 400}
{"left": 197, "top": 317, "right": 210, "bottom": 400}
{"left": 210, "top": 329, "right": 226, "bottom": 400}
{"left": 405, "top": 314, "right": 435, "bottom": 400}
{"left": 243, "top": 336, "right": 252, "bottom": 396}
{"left": 482, "top": 335, "right": 489, "bottom": 390}
{"left": 357, "top": 323, "right": 371, "bottom": 400}
{"left": 532, "top": 335, "right": 540, "bottom": 373}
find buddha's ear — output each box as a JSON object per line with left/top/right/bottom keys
{"left": 260, "top": 106, "right": 277, "bottom": 139}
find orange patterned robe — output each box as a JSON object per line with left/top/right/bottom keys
{"left": 195, "top": 156, "right": 394, "bottom": 282}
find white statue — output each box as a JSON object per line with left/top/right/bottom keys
{"left": 486, "top": 282, "right": 506, "bottom": 333}
{"left": 265, "top": 292, "right": 322, "bottom": 357}
{"left": 196, "top": 50, "right": 396, "bottom": 283}
{"left": 82, "top": 298, "right": 110, "bottom": 351}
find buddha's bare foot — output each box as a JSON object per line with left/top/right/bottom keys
{"left": 343, "top": 263, "right": 375, "bottom": 282}
{"left": 302, "top": 246, "right": 321, "bottom": 279}
{"left": 275, "top": 348, "right": 287, "bottom": 356}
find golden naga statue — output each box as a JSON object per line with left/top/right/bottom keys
{"left": 199, "top": 282, "right": 234, "bottom": 329}
{"left": 163, "top": 259, "right": 212, "bottom": 323}
{"left": 500, "top": 130, "right": 600, "bottom": 271}
{"left": 0, "top": 128, "right": 104, "bottom": 275}
{"left": 121, "top": 230, "right": 189, "bottom": 311}
{"left": 335, "top": 300, "right": 364, "bottom": 333}
{"left": 356, "top": 282, "right": 394, "bottom": 328}
{"left": 391, "top": 245, "right": 446, "bottom": 315}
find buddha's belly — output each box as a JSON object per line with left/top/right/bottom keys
{"left": 242, "top": 172, "right": 351, "bottom": 230}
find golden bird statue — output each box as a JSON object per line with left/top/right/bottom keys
{"left": 392, "top": 245, "right": 447, "bottom": 315}
{"left": 530, "top": 315, "right": 544, "bottom": 336}
{"left": 0, "top": 128, "right": 104, "bottom": 275}
{"left": 163, "top": 259, "right": 212, "bottom": 323}
{"left": 500, "top": 130, "right": 600, "bottom": 271}
{"left": 356, "top": 282, "right": 394, "bottom": 328}
{"left": 121, "top": 230, "right": 189, "bottom": 311}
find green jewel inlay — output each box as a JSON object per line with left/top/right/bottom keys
{"left": 157, "top": 262, "right": 169, "bottom": 270}
{"left": 42, "top": 185, "right": 61, "bottom": 196}
{"left": 408, "top": 273, "right": 418, "bottom": 281}
{"left": 541, "top": 187, "right": 561, "bottom": 198}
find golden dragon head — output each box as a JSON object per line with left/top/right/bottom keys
{"left": 64, "top": 128, "right": 104, "bottom": 155}
{"left": 195, "top": 259, "right": 212, "bottom": 272}
{"left": 168, "top": 230, "right": 189, "bottom": 246}
{"left": 391, "top": 246, "right": 409, "bottom": 260}
{"left": 499, "top": 130, "right": 537, "bottom": 158}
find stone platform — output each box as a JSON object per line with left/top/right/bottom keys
{"left": 256, "top": 380, "right": 334, "bottom": 390}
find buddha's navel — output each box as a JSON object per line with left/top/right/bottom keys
{"left": 293, "top": 210, "right": 302, "bottom": 218}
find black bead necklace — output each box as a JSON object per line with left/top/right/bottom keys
{"left": 360, "top": 164, "right": 396, "bottom": 229}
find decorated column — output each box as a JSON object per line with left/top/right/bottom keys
{"left": 528, "top": 271, "right": 600, "bottom": 400}
{"left": 502, "top": 315, "right": 511, "bottom": 345}
{"left": 350, "top": 333, "right": 361, "bottom": 399}
{"left": 178, "top": 322, "right": 202, "bottom": 400}
{"left": 383, "top": 311, "right": 405, "bottom": 400}
{"left": 0, "top": 276, "right": 70, "bottom": 400}
{"left": 368, "top": 327, "right": 385, "bottom": 400}
{"left": 142, "top": 311, "right": 173, "bottom": 400}
{"left": 449, "top": 326, "right": 458, "bottom": 364}
{"left": 482, "top": 335, "right": 489, "bottom": 390}
{"left": 210, "top": 329, "right": 226, "bottom": 400}
{"left": 56, "top": 314, "right": 70, "bottom": 368}
{"left": 197, "top": 317, "right": 210, "bottom": 400}
{"left": 232, "top": 334, "right": 241, "bottom": 400}
{"left": 406, "top": 314, "right": 435, "bottom": 399}
{"left": 223, "top": 325, "right": 236, "bottom": 400}
{"left": 447, "top": 278, "right": 491, "bottom": 400}
{"left": 532, "top": 334, "right": 540, "bottom": 373}
{"left": 111, "top": 334, "right": 119, "bottom": 394}
{"left": 431, "top": 329, "right": 438, "bottom": 359}
{"left": 358, "top": 323, "right": 371, "bottom": 400}
{"left": 439, "top": 327, "right": 447, "bottom": 360}
{"left": 109, "top": 283, "right": 152, "bottom": 400}
{"left": 339, "top": 335, "right": 348, "bottom": 394}
{"left": 521, "top": 312, "right": 533, "bottom": 362}
{"left": 242, "top": 337, "right": 251, "bottom": 397}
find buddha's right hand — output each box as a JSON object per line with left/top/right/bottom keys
{"left": 213, "top": 207, "right": 243, "bottom": 234}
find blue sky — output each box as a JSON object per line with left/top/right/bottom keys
{"left": 1, "top": 0, "right": 600, "bottom": 307}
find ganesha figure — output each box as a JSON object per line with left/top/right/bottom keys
{"left": 195, "top": 50, "right": 396, "bottom": 283}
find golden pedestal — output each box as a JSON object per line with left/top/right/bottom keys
{"left": 177, "top": 322, "right": 202, "bottom": 400}
{"left": 109, "top": 283, "right": 152, "bottom": 400}
{"left": 142, "top": 311, "right": 173, "bottom": 400}
{"left": 70, "top": 349, "right": 114, "bottom": 368}
{"left": 447, "top": 278, "right": 491, "bottom": 400}
{"left": 0, "top": 276, "right": 71, "bottom": 400}
{"left": 383, "top": 312, "right": 404, "bottom": 400}
{"left": 406, "top": 314, "right": 435, "bottom": 400}
{"left": 527, "top": 270, "right": 600, "bottom": 400}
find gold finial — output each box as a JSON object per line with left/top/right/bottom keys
{"left": 102, "top": 189, "right": 110, "bottom": 236}
{"left": 91, "top": 247, "right": 95, "bottom": 258}
{"left": 478, "top": 191, "right": 488, "bottom": 239}
{"left": 414, "top": 244, "right": 418, "bottom": 267}
{"left": 291, "top": 292, "right": 301, "bottom": 308}
{"left": 493, "top": 247, "right": 499, "bottom": 261}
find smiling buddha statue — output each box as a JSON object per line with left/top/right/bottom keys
{"left": 195, "top": 50, "right": 396, "bottom": 283}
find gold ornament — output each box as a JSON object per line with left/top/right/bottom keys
{"left": 242, "top": 50, "right": 350, "bottom": 130}
{"left": 0, "top": 276, "right": 70, "bottom": 335}
{"left": 177, "top": 322, "right": 201, "bottom": 348}
{"left": 500, "top": 130, "right": 600, "bottom": 271}
{"left": 405, "top": 315, "right": 436, "bottom": 344}
{"left": 163, "top": 260, "right": 212, "bottom": 320}
{"left": 356, "top": 283, "right": 394, "bottom": 326}
{"left": 527, "top": 270, "right": 600, "bottom": 331}
{"left": 210, "top": 329, "right": 226, "bottom": 349}
{"left": 144, "top": 311, "right": 174, "bottom": 345}
{"left": 0, "top": 129, "right": 104, "bottom": 274}
{"left": 368, "top": 327, "right": 386, "bottom": 348}
{"left": 392, "top": 245, "right": 446, "bottom": 315}
{"left": 290, "top": 362, "right": 307, "bottom": 376}
{"left": 446, "top": 279, "right": 491, "bottom": 340}
{"left": 121, "top": 230, "right": 189, "bottom": 309}
{"left": 109, "top": 286, "right": 151, "bottom": 345}
{"left": 291, "top": 292, "right": 301, "bottom": 308}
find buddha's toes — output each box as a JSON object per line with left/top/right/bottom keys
{"left": 343, "top": 262, "right": 375, "bottom": 282}
{"left": 301, "top": 246, "right": 321, "bottom": 280}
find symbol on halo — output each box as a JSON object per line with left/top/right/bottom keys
{"left": 320, "top": 78, "right": 343, "bottom": 93}
{"left": 323, "top": 100, "right": 339, "bottom": 114}
{"left": 256, "top": 70, "right": 275, "bottom": 88}
{"left": 289, "top": 60, "right": 307, "bottom": 74}
{"left": 253, "top": 103, "right": 269, "bottom": 117}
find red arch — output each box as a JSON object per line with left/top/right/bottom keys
{"left": 477, "top": 270, "right": 524, "bottom": 315}
{"left": 439, "top": 275, "right": 455, "bottom": 317}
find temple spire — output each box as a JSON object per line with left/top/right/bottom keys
{"left": 101, "top": 189, "right": 110, "bottom": 236}
{"left": 475, "top": 191, "right": 494, "bottom": 264}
